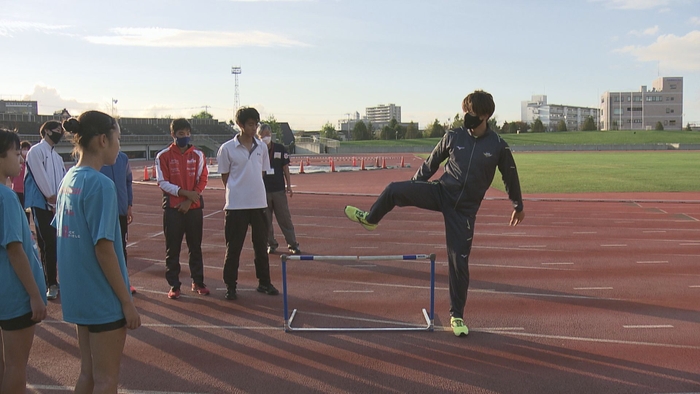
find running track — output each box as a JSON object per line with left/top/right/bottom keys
{"left": 26, "top": 154, "right": 700, "bottom": 393}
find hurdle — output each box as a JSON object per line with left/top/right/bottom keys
{"left": 281, "top": 254, "right": 436, "bottom": 333}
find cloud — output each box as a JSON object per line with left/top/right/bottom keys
{"left": 691, "top": 16, "right": 700, "bottom": 25}
{"left": 629, "top": 25, "right": 660, "bottom": 36}
{"left": 21, "top": 85, "right": 100, "bottom": 115}
{"left": 0, "top": 20, "right": 71, "bottom": 37}
{"left": 84, "top": 27, "right": 310, "bottom": 48}
{"left": 590, "top": 0, "right": 671, "bottom": 10}
{"left": 615, "top": 30, "right": 700, "bottom": 71}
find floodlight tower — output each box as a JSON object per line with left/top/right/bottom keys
{"left": 231, "top": 66, "right": 242, "bottom": 119}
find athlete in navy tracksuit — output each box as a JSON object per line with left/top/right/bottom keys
{"left": 345, "top": 90, "right": 524, "bottom": 336}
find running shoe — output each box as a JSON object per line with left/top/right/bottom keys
{"left": 167, "top": 287, "right": 181, "bottom": 299}
{"left": 344, "top": 206, "right": 377, "bottom": 231}
{"left": 191, "top": 283, "right": 210, "bottom": 295}
{"left": 130, "top": 286, "right": 137, "bottom": 295}
{"left": 450, "top": 317, "right": 469, "bottom": 337}
{"left": 257, "top": 283, "right": 279, "bottom": 295}
{"left": 46, "top": 284, "right": 59, "bottom": 300}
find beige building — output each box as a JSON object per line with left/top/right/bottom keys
{"left": 600, "top": 77, "right": 683, "bottom": 130}
{"left": 521, "top": 95, "right": 599, "bottom": 131}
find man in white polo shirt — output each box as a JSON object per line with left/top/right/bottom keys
{"left": 217, "top": 107, "right": 279, "bottom": 300}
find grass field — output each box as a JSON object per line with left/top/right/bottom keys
{"left": 413, "top": 151, "right": 699, "bottom": 194}
{"left": 340, "top": 130, "right": 700, "bottom": 148}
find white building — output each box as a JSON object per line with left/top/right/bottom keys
{"left": 521, "top": 95, "right": 599, "bottom": 131}
{"left": 600, "top": 77, "right": 683, "bottom": 131}
{"left": 366, "top": 104, "right": 401, "bottom": 124}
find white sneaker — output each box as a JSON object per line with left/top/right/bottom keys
{"left": 47, "top": 284, "right": 59, "bottom": 300}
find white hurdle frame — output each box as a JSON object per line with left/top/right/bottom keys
{"left": 281, "top": 254, "right": 436, "bottom": 333}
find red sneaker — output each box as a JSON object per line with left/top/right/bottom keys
{"left": 191, "top": 283, "right": 210, "bottom": 295}
{"left": 130, "top": 286, "right": 137, "bottom": 295}
{"left": 167, "top": 287, "right": 181, "bottom": 299}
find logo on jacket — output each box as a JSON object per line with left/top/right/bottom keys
{"left": 456, "top": 146, "right": 465, "bottom": 150}
{"left": 483, "top": 152, "right": 492, "bottom": 158}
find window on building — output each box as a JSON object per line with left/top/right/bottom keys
{"left": 670, "top": 120, "right": 676, "bottom": 125}
{"left": 670, "top": 84, "right": 677, "bottom": 89}
{"left": 613, "top": 109, "right": 622, "bottom": 115}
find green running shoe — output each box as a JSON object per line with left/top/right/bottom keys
{"left": 450, "top": 317, "right": 469, "bottom": 337}
{"left": 344, "top": 206, "right": 377, "bottom": 231}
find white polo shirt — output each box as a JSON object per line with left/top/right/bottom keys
{"left": 217, "top": 135, "right": 271, "bottom": 210}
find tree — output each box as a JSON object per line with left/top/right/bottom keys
{"left": 424, "top": 119, "right": 445, "bottom": 138}
{"left": 379, "top": 118, "right": 405, "bottom": 140}
{"left": 191, "top": 110, "right": 213, "bottom": 119}
{"left": 531, "top": 118, "right": 545, "bottom": 133}
{"left": 611, "top": 120, "right": 619, "bottom": 131}
{"left": 581, "top": 116, "right": 597, "bottom": 131}
{"left": 508, "top": 121, "right": 529, "bottom": 134}
{"left": 265, "top": 114, "right": 282, "bottom": 141}
{"left": 320, "top": 122, "right": 338, "bottom": 140}
{"left": 351, "top": 120, "right": 372, "bottom": 141}
{"left": 501, "top": 121, "right": 510, "bottom": 133}
{"left": 405, "top": 122, "right": 421, "bottom": 139}
{"left": 655, "top": 121, "right": 664, "bottom": 131}
{"left": 451, "top": 113, "right": 463, "bottom": 129}
{"left": 556, "top": 120, "right": 567, "bottom": 132}
{"left": 487, "top": 117, "right": 500, "bottom": 133}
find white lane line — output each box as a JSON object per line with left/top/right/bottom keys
{"left": 636, "top": 261, "right": 668, "bottom": 264}
{"left": 494, "top": 331, "right": 700, "bottom": 350}
{"left": 471, "top": 263, "right": 573, "bottom": 271}
{"left": 333, "top": 290, "right": 374, "bottom": 293}
{"left": 573, "top": 231, "right": 597, "bottom": 234}
{"left": 40, "top": 320, "right": 278, "bottom": 331}
{"left": 680, "top": 243, "right": 700, "bottom": 246}
{"left": 623, "top": 325, "right": 674, "bottom": 329}
{"left": 345, "top": 264, "right": 377, "bottom": 268}
{"left": 643, "top": 230, "right": 666, "bottom": 233}
{"left": 245, "top": 263, "right": 279, "bottom": 267}
{"left": 600, "top": 244, "right": 627, "bottom": 247}
{"left": 214, "top": 288, "right": 255, "bottom": 291}
{"left": 689, "top": 285, "right": 700, "bottom": 288}
{"left": 541, "top": 262, "right": 574, "bottom": 265}
{"left": 574, "top": 287, "right": 613, "bottom": 290}
{"left": 552, "top": 222, "right": 573, "bottom": 224}
{"left": 297, "top": 311, "right": 429, "bottom": 327}
{"left": 519, "top": 245, "right": 547, "bottom": 248}
{"left": 28, "top": 385, "right": 209, "bottom": 394}
{"left": 351, "top": 246, "right": 380, "bottom": 249}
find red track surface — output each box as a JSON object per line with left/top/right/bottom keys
{"left": 26, "top": 154, "right": 700, "bottom": 393}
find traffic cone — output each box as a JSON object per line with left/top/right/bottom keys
{"left": 375, "top": 157, "right": 380, "bottom": 168}
{"left": 143, "top": 166, "right": 150, "bottom": 181}
{"left": 151, "top": 166, "right": 156, "bottom": 180}
{"left": 330, "top": 158, "right": 336, "bottom": 172}
{"left": 299, "top": 160, "right": 305, "bottom": 174}
{"left": 209, "top": 158, "right": 213, "bottom": 165}
{"left": 381, "top": 157, "right": 387, "bottom": 169}
{"left": 306, "top": 157, "right": 310, "bottom": 166}
{"left": 352, "top": 157, "right": 357, "bottom": 167}
{"left": 360, "top": 158, "right": 366, "bottom": 170}
{"left": 400, "top": 156, "right": 405, "bottom": 168}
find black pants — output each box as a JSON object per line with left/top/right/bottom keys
{"left": 223, "top": 209, "right": 271, "bottom": 288}
{"left": 119, "top": 215, "right": 128, "bottom": 266}
{"left": 32, "top": 207, "right": 58, "bottom": 286}
{"left": 16, "top": 192, "right": 30, "bottom": 224}
{"left": 163, "top": 208, "right": 204, "bottom": 289}
{"left": 367, "top": 180, "right": 475, "bottom": 319}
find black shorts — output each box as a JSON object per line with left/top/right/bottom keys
{"left": 0, "top": 312, "right": 37, "bottom": 331}
{"left": 79, "top": 318, "right": 127, "bottom": 333}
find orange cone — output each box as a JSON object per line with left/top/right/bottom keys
{"left": 352, "top": 157, "right": 357, "bottom": 167}
{"left": 360, "top": 158, "right": 366, "bottom": 170}
{"left": 143, "top": 166, "right": 150, "bottom": 181}
{"left": 151, "top": 166, "right": 157, "bottom": 180}
{"left": 400, "top": 156, "right": 405, "bottom": 168}
{"left": 306, "top": 157, "right": 310, "bottom": 166}
{"left": 330, "top": 158, "right": 336, "bottom": 172}
{"left": 381, "top": 157, "right": 387, "bottom": 169}
{"left": 299, "top": 160, "right": 305, "bottom": 174}
{"left": 209, "top": 158, "right": 213, "bottom": 165}
{"left": 375, "top": 157, "right": 380, "bottom": 167}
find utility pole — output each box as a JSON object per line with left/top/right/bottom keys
{"left": 231, "top": 66, "right": 242, "bottom": 120}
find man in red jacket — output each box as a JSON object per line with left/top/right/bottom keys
{"left": 155, "top": 119, "right": 209, "bottom": 299}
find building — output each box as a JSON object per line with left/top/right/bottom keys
{"left": 0, "top": 100, "right": 38, "bottom": 116}
{"left": 366, "top": 104, "right": 401, "bottom": 124}
{"left": 600, "top": 77, "right": 683, "bottom": 131}
{"left": 521, "top": 95, "right": 599, "bottom": 131}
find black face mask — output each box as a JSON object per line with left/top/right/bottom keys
{"left": 48, "top": 131, "right": 63, "bottom": 144}
{"left": 463, "top": 113, "right": 484, "bottom": 130}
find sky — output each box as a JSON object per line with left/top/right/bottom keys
{"left": 1, "top": 0, "right": 699, "bottom": 130}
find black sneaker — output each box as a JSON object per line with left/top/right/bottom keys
{"left": 267, "top": 246, "right": 277, "bottom": 254}
{"left": 256, "top": 283, "right": 279, "bottom": 295}
{"left": 288, "top": 245, "right": 301, "bottom": 255}
{"left": 224, "top": 287, "right": 237, "bottom": 300}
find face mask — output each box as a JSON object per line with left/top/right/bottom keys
{"left": 48, "top": 131, "right": 63, "bottom": 144}
{"left": 176, "top": 136, "right": 190, "bottom": 147}
{"left": 261, "top": 136, "right": 272, "bottom": 145}
{"left": 463, "top": 113, "right": 484, "bottom": 130}
{"left": 21, "top": 149, "right": 28, "bottom": 157}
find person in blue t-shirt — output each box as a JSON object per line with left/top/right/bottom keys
{"left": 0, "top": 128, "right": 47, "bottom": 393}
{"left": 53, "top": 111, "right": 141, "bottom": 393}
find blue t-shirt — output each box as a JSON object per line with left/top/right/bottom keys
{"left": 0, "top": 184, "right": 47, "bottom": 320}
{"left": 52, "top": 166, "right": 130, "bottom": 325}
